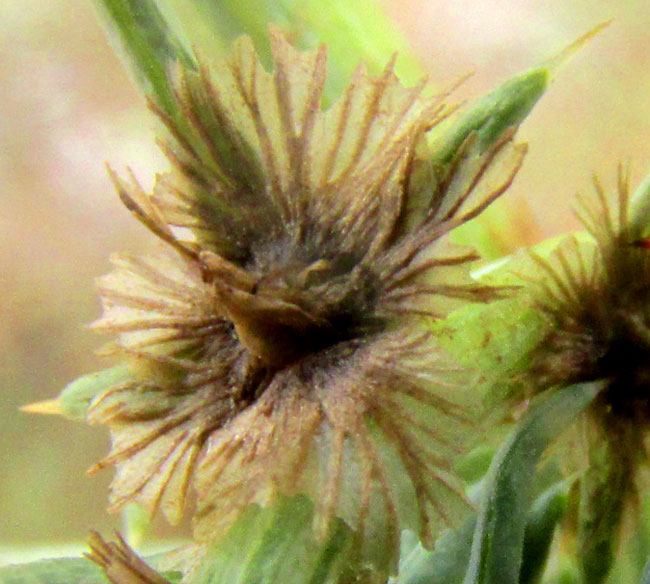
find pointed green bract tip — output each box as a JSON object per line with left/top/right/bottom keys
{"left": 21, "top": 366, "right": 134, "bottom": 421}
{"left": 430, "top": 68, "right": 547, "bottom": 168}
{"left": 542, "top": 20, "right": 612, "bottom": 79}
{"left": 431, "top": 20, "right": 610, "bottom": 171}
{"left": 57, "top": 365, "right": 133, "bottom": 421}
{"left": 476, "top": 69, "right": 547, "bottom": 153}
{"left": 20, "top": 399, "right": 63, "bottom": 416}
{"left": 438, "top": 23, "right": 609, "bottom": 259}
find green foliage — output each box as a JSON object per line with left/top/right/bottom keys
{"left": 391, "top": 519, "right": 477, "bottom": 584}
{"left": 519, "top": 480, "right": 572, "bottom": 584}
{"left": 432, "top": 294, "right": 546, "bottom": 405}
{"left": 93, "top": 0, "right": 196, "bottom": 124}
{"left": 463, "top": 381, "right": 604, "bottom": 584}
{"left": 577, "top": 441, "right": 627, "bottom": 584}
{"left": 390, "top": 479, "right": 571, "bottom": 584}
{"left": 0, "top": 557, "right": 109, "bottom": 584}
{"left": 432, "top": 230, "right": 598, "bottom": 408}
{"left": 157, "top": 0, "right": 424, "bottom": 105}
{"left": 95, "top": 0, "right": 422, "bottom": 111}
{"left": 642, "top": 554, "right": 650, "bottom": 584}
{"left": 192, "top": 495, "right": 363, "bottom": 584}
{"left": 0, "top": 555, "right": 183, "bottom": 584}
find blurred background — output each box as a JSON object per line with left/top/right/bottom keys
{"left": 1, "top": 0, "right": 649, "bottom": 551}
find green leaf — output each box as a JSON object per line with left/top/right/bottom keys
{"left": 191, "top": 495, "right": 364, "bottom": 584}
{"left": 389, "top": 449, "right": 484, "bottom": 584}
{"left": 0, "top": 549, "right": 183, "bottom": 584}
{"left": 93, "top": 0, "right": 196, "bottom": 125}
{"left": 641, "top": 552, "right": 650, "bottom": 584}
{"left": 0, "top": 557, "right": 108, "bottom": 584}
{"left": 550, "top": 563, "right": 580, "bottom": 584}
{"left": 390, "top": 470, "right": 567, "bottom": 584}
{"left": 158, "top": 0, "right": 424, "bottom": 106}
{"left": 391, "top": 519, "right": 477, "bottom": 584}
{"left": 608, "top": 495, "right": 650, "bottom": 584}
{"left": 463, "top": 381, "right": 604, "bottom": 584}
{"left": 519, "top": 480, "right": 572, "bottom": 584}
{"left": 577, "top": 440, "right": 627, "bottom": 584}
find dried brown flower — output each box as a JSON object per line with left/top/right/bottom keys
{"left": 526, "top": 167, "right": 650, "bottom": 498}
{"left": 87, "top": 30, "right": 526, "bottom": 568}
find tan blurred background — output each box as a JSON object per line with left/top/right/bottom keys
{"left": 1, "top": 0, "right": 649, "bottom": 548}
